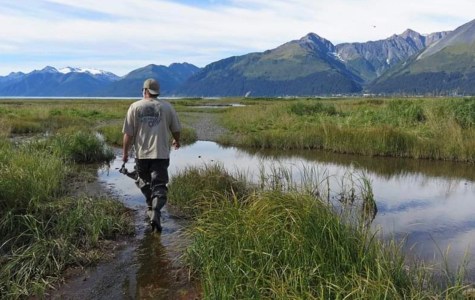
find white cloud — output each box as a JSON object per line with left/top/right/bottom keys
{"left": 0, "top": 0, "right": 473, "bottom": 75}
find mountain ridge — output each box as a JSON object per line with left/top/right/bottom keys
{"left": 1, "top": 18, "right": 474, "bottom": 96}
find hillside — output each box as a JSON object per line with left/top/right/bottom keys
{"left": 371, "top": 19, "right": 475, "bottom": 95}
{"left": 179, "top": 33, "right": 363, "bottom": 97}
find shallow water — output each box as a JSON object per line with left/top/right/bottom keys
{"left": 99, "top": 140, "right": 475, "bottom": 292}
{"left": 169, "top": 141, "right": 475, "bottom": 277}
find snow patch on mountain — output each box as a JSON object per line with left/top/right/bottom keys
{"left": 331, "top": 52, "right": 346, "bottom": 62}
{"left": 58, "top": 67, "right": 109, "bottom": 76}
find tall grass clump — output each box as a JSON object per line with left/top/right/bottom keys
{"left": 51, "top": 131, "right": 115, "bottom": 163}
{"left": 449, "top": 98, "right": 475, "bottom": 128}
{"left": 289, "top": 101, "right": 338, "bottom": 116}
{"left": 0, "top": 140, "right": 67, "bottom": 218}
{"left": 98, "top": 123, "right": 124, "bottom": 146}
{"left": 186, "top": 192, "right": 423, "bottom": 298}
{"left": 179, "top": 165, "right": 468, "bottom": 299}
{"left": 168, "top": 164, "right": 250, "bottom": 217}
{"left": 180, "top": 126, "right": 198, "bottom": 145}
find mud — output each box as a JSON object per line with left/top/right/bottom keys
{"left": 51, "top": 207, "right": 200, "bottom": 300}
{"left": 50, "top": 160, "right": 201, "bottom": 299}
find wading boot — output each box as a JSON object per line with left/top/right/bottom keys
{"left": 150, "top": 197, "right": 162, "bottom": 232}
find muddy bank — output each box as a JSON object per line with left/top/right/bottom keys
{"left": 51, "top": 210, "right": 200, "bottom": 300}
{"left": 50, "top": 158, "right": 200, "bottom": 299}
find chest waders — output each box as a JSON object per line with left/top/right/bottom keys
{"left": 120, "top": 161, "right": 168, "bottom": 232}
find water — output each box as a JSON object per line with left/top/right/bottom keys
{"left": 100, "top": 141, "right": 475, "bottom": 283}
{"left": 172, "top": 141, "right": 475, "bottom": 275}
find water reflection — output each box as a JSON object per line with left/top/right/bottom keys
{"left": 169, "top": 141, "right": 475, "bottom": 277}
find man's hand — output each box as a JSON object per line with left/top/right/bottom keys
{"left": 123, "top": 133, "right": 132, "bottom": 163}
{"left": 172, "top": 139, "right": 181, "bottom": 150}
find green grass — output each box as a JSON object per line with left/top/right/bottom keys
{"left": 50, "top": 131, "right": 115, "bottom": 163}
{"left": 0, "top": 196, "right": 133, "bottom": 298}
{"left": 168, "top": 164, "right": 250, "bottom": 217}
{"left": 170, "top": 164, "right": 469, "bottom": 299}
{"left": 0, "top": 133, "right": 132, "bottom": 299}
{"left": 219, "top": 97, "right": 475, "bottom": 162}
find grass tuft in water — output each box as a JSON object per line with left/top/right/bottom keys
{"left": 51, "top": 131, "right": 115, "bottom": 163}
{"left": 174, "top": 164, "right": 468, "bottom": 299}
{"left": 168, "top": 163, "right": 250, "bottom": 218}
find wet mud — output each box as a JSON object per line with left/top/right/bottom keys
{"left": 50, "top": 156, "right": 200, "bottom": 300}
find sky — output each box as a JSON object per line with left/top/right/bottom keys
{"left": 0, "top": 0, "right": 473, "bottom": 76}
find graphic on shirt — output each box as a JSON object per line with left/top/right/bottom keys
{"left": 138, "top": 105, "right": 161, "bottom": 128}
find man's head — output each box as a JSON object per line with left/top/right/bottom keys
{"left": 143, "top": 78, "right": 160, "bottom": 98}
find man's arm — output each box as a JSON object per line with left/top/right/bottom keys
{"left": 171, "top": 131, "right": 180, "bottom": 150}
{"left": 122, "top": 133, "right": 133, "bottom": 162}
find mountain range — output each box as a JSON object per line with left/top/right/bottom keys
{"left": 1, "top": 18, "right": 474, "bottom": 97}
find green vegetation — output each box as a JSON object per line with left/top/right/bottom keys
{"left": 219, "top": 97, "right": 475, "bottom": 162}
{"left": 168, "top": 164, "right": 250, "bottom": 217}
{"left": 0, "top": 98, "right": 200, "bottom": 298}
{"left": 169, "top": 164, "right": 469, "bottom": 299}
{"left": 0, "top": 121, "right": 133, "bottom": 298}
{"left": 2, "top": 97, "right": 473, "bottom": 298}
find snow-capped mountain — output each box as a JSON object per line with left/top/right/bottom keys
{"left": 57, "top": 67, "right": 120, "bottom": 81}
{"left": 0, "top": 66, "right": 120, "bottom": 96}
{"left": 0, "top": 63, "right": 199, "bottom": 97}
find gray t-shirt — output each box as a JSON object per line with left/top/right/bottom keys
{"left": 122, "top": 98, "right": 181, "bottom": 159}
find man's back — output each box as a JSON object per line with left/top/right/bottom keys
{"left": 123, "top": 98, "right": 181, "bottom": 159}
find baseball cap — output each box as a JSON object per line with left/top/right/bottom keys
{"left": 143, "top": 78, "right": 160, "bottom": 95}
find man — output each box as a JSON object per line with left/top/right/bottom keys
{"left": 122, "top": 78, "right": 181, "bottom": 232}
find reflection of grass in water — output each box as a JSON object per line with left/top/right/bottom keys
{"left": 0, "top": 133, "right": 133, "bottom": 298}
{"left": 170, "top": 164, "right": 469, "bottom": 299}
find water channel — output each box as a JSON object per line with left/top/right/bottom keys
{"left": 97, "top": 140, "right": 475, "bottom": 295}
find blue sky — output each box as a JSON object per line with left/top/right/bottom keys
{"left": 0, "top": 0, "right": 473, "bottom": 76}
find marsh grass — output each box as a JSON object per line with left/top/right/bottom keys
{"left": 98, "top": 123, "right": 124, "bottom": 146}
{"left": 0, "top": 133, "right": 131, "bottom": 298}
{"left": 171, "top": 164, "right": 468, "bottom": 299}
{"left": 220, "top": 97, "right": 475, "bottom": 162}
{"left": 0, "top": 196, "right": 133, "bottom": 298}
{"left": 50, "top": 131, "right": 115, "bottom": 163}
{"left": 168, "top": 164, "right": 250, "bottom": 217}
